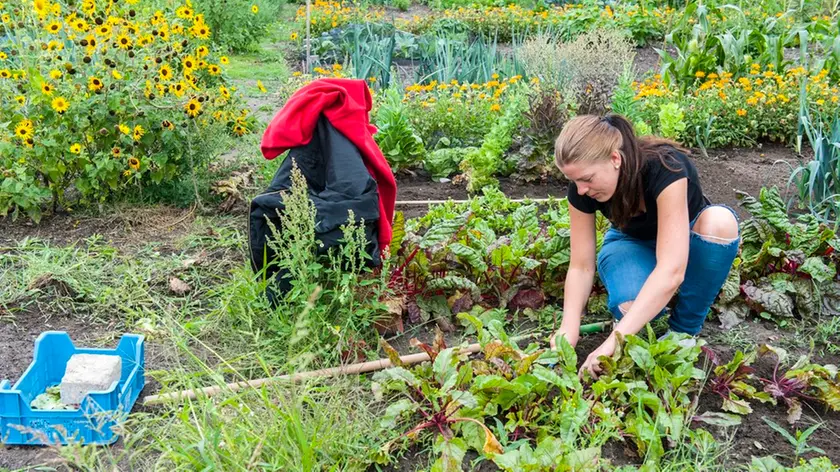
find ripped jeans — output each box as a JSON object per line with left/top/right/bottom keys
{"left": 596, "top": 205, "right": 740, "bottom": 336}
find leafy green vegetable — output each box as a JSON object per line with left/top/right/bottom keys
{"left": 30, "top": 385, "right": 73, "bottom": 411}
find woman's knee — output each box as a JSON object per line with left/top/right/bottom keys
{"left": 693, "top": 206, "right": 739, "bottom": 242}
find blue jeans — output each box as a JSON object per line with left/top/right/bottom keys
{"left": 596, "top": 205, "right": 740, "bottom": 335}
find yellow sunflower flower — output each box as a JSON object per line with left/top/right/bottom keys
{"left": 208, "top": 64, "right": 220, "bottom": 75}
{"left": 14, "top": 120, "right": 34, "bottom": 140}
{"left": 112, "top": 70, "right": 123, "bottom": 80}
{"left": 220, "top": 56, "right": 229, "bottom": 65}
{"left": 51, "top": 96, "right": 69, "bottom": 113}
{"left": 116, "top": 34, "right": 132, "bottom": 49}
{"left": 191, "top": 23, "right": 210, "bottom": 39}
{"left": 46, "top": 21, "right": 62, "bottom": 34}
{"left": 251, "top": 4, "right": 259, "bottom": 13}
{"left": 118, "top": 123, "right": 130, "bottom": 135}
{"left": 41, "top": 83, "right": 54, "bottom": 95}
{"left": 0, "top": 52, "right": 7, "bottom": 60}
{"left": 196, "top": 46, "right": 209, "bottom": 57}
{"left": 161, "top": 120, "right": 175, "bottom": 130}
{"left": 133, "top": 125, "right": 144, "bottom": 141}
{"left": 257, "top": 80, "right": 266, "bottom": 93}
{"left": 88, "top": 76, "right": 103, "bottom": 91}
{"left": 112, "top": 147, "right": 122, "bottom": 157}
{"left": 0, "top": 69, "right": 11, "bottom": 79}
{"left": 128, "top": 157, "right": 140, "bottom": 170}
{"left": 69, "top": 143, "right": 82, "bottom": 154}
{"left": 184, "top": 98, "right": 201, "bottom": 117}
{"left": 159, "top": 64, "right": 172, "bottom": 80}
{"left": 171, "top": 81, "right": 186, "bottom": 97}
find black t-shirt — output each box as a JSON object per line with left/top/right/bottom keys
{"left": 567, "top": 149, "right": 710, "bottom": 240}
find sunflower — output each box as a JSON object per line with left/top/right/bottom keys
{"left": 219, "top": 85, "right": 230, "bottom": 100}
{"left": 69, "top": 143, "right": 81, "bottom": 154}
{"left": 158, "top": 28, "right": 169, "bottom": 41}
{"left": 171, "top": 81, "right": 185, "bottom": 97}
{"left": 15, "top": 120, "right": 34, "bottom": 140}
{"left": 176, "top": 6, "right": 193, "bottom": 19}
{"left": 256, "top": 80, "right": 266, "bottom": 93}
{"left": 184, "top": 98, "right": 201, "bottom": 117}
{"left": 112, "top": 70, "right": 123, "bottom": 80}
{"left": 159, "top": 64, "right": 172, "bottom": 80}
{"left": 251, "top": 4, "right": 258, "bottom": 13}
{"left": 112, "top": 147, "right": 121, "bottom": 157}
{"left": 172, "top": 24, "right": 184, "bottom": 35}
{"left": 33, "top": 0, "right": 49, "bottom": 15}
{"left": 219, "top": 56, "right": 229, "bottom": 66}
{"left": 128, "top": 157, "right": 140, "bottom": 170}
{"left": 196, "top": 46, "right": 209, "bottom": 57}
{"left": 46, "top": 21, "right": 62, "bottom": 34}
{"left": 97, "top": 25, "right": 111, "bottom": 36}
{"left": 290, "top": 32, "right": 299, "bottom": 40}
{"left": 182, "top": 55, "right": 196, "bottom": 72}
{"left": 41, "top": 83, "right": 54, "bottom": 95}
{"left": 208, "top": 64, "right": 220, "bottom": 75}
{"left": 88, "top": 76, "right": 103, "bottom": 91}
{"left": 116, "top": 34, "right": 132, "bottom": 49}
{"left": 49, "top": 69, "right": 62, "bottom": 79}
{"left": 192, "top": 24, "right": 210, "bottom": 39}
{"left": 51, "top": 96, "right": 69, "bottom": 113}
{"left": 233, "top": 124, "right": 247, "bottom": 136}
{"left": 133, "top": 125, "right": 144, "bottom": 141}
{"left": 14, "top": 95, "right": 25, "bottom": 106}
{"left": 161, "top": 120, "right": 175, "bottom": 130}
{"left": 0, "top": 52, "right": 7, "bottom": 60}
{"left": 0, "top": 69, "right": 10, "bottom": 79}
{"left": 73, "top": 19, "right": 88, "bottom": 32}
{"left": 116, "top": 123, "right": 129, "bottom": 135}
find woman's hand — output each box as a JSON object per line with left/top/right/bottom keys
{"left": 579, "top": 333, "right": 618, "bottom": 380}
{"left": 550, "top": 322, "right": 580, "bottom": 350}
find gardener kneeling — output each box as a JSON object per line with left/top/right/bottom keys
{"left": 549, "top": 114, "right": 740, "bottom": 379}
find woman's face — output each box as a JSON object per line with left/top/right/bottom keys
{"left": 559, "top": 151, "right": 622, "bottom": 202}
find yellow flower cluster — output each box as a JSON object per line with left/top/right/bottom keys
{"left": 632, "top": 64, "right": 840, "bottom": 147}
{"left": 402, "top": 75, "right": 522, "bottom": 110}
{"left": 0, "top": 0, "right": 252, "bottom": 209}
{"left": 635, "top": 65, "right": 839, "bottom": 108}
{"left": 294, "top": 0, "right": 383, "bottom": 35}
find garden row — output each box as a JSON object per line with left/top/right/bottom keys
{"left": 246, "top": 164, "right": 840, "bottom": 469}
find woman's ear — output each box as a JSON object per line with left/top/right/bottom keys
{"left": 610, "top": 150, "right": 622, "bottom": 170}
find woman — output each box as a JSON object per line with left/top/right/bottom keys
{"left": 549, "top": 114, "right": 740, "bottom": 379}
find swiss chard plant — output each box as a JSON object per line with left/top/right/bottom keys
{"left": 370, "top": 316, "right": 607, "bottom": 471}
{"left": 757, "top": 344, "right": 840, "bottom": 424}
{"left": 589, "top": 327, "right": 707, "bottom": 465}
{"left": 701, "top": 348, "right": 773, "bottom": 415}
{"left": 713, "top": 187, "right": 840, "bottom": 327}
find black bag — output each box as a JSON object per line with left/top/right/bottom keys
{"left": 248, "top": 114, "right": 382, "bottom": 304}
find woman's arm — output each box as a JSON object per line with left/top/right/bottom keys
{"left": 551, "top": 204, "right": 597, "bottom": 348}
{"left": 613, "top": 179, "right": 690, "bottom": 337}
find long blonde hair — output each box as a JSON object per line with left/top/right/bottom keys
{"left": 554, "top": 114, "right": 687, "bottom": 228}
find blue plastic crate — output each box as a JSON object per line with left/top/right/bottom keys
{"left": 0, "top": 331, "right": 145, "bottom": 446}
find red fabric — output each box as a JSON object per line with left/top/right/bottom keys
{"left": 260, "top": 78, "right": 397, "bottom": 250}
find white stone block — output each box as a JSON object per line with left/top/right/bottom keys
{"left": 60, "top": 354, "right": 122, "bottom": 406}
